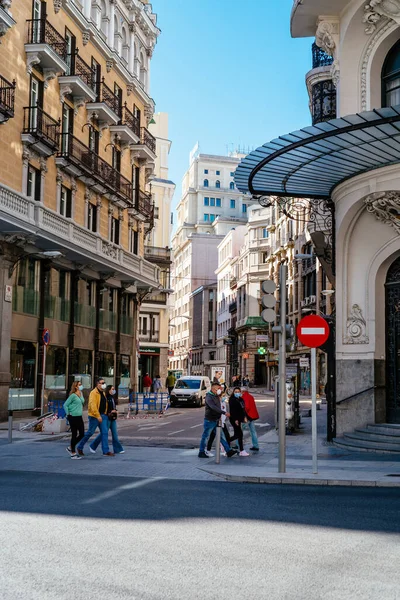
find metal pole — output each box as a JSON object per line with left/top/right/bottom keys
{"left": 311, "top": 346, "right": 318, "bottom": 474}
{"left": 41, "top": 344, "right": 46, "bottom": 415}
{"left": 215, "top": 419, "right": 221, "bottom": 464}
{"left": 278, "top": 262, "right": 287, "bottom": 473}
{"left": 8, "top": 410, "right": 13, "bottom": 444}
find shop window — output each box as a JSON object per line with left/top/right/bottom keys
{"left": 9, "top": 341, "right": 37, "bottom": 410}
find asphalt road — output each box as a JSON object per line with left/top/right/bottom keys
{"left": 1, "top": 471, "right": 399, "bottom": 600}
{"left": 117, "top": 396, "right": 275, "bottom": 448}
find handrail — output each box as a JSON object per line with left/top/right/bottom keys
{"left": 97, "top": 78, "right": 121, "bottom": 117}
{"left": 23, "top": 105, "right": 60, "bottom": 147}
{"left": 26, "top": 18, "right": 67, "bottom": 60}
{"left": 0, "top": 75, "right": 15, "bottom": 117}
{"left": 121, "top": 103, "right": 140, "bottom": 137}
{"left": 336, "top": 386, "right": 379, "bottom": 405}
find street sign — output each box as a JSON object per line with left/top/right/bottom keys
{"left": 242, "top": 352, "right": 249, "bottom": 359}
{"left": 42, "top": 328, "right": 50, "bottom": 346}
{"left": 297, "top": 315, "right": 329, "bottom": 348}
{"left": 256, "top": 334, "right": 269, "bottom": 342}
{"left": 299, "top": 357, "right": 310, "bottom": 368}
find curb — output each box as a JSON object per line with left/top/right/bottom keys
{"left": 199, "top": 468, "right": 400, "bottom": 487}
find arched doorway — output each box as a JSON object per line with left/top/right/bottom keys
{"left": 385, "top": 256, "right": 400, "bottom": 423}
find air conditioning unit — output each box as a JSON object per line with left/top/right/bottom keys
{"left": 309, "top": 295, "right": 316, "bottom": 304}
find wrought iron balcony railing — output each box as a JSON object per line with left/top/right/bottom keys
{"left": 120, "top": 103, "right": 140, "bottom": 137}
{"left": 58, "top": 133, "right": 133, "bottom": 203}
{"left": 312, "top": 42, "right": 334, "bottom": 69}
{"left": 229, "top": 301, "right": 237, "bottom": 313}
{"left": 23, "top": 106, "right": 60, "bottom": 149}
{"left": 96, "top": 78, "right": 121, "bottom": 118}
{"left": 140, "top": 127, "right": 156, "bottom": 153}
{"left": 26, "top": 18, "right": 67, "bottom": 61}
{"left": 67, "top": 52, "right": 95, "bottom": 89}
{"left": 312, "top": 80, "right": 336, "bottom": 125}
{"left": 0, "top": 74, "right": 15, "bottom": 120}
{"left": 134, "top": 189, "right": 154, "bottom": 221}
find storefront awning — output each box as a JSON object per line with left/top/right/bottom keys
{"left": 234, "top": 106, "right": 400, "bottom": 199}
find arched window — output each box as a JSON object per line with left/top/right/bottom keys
{"left": 100, "top": 0, "right": 108, "bottom": 37}
{"left": 382, "top": 39, "right": 400, "bottom": 107}
{"left": 122, "top": 27, "right": 128, "bottom": 63}
{"left": 203, "top": 179, "right": 209, "bottom": 187}
{"left": 215, "top": 180, "right": 220, "bottom": 188}
{"left": 229, "top": 181, "right": 234, "bottom": 190}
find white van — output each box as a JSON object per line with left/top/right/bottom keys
{"left": 170, "top": 376, "right": 211, "bottom": 408}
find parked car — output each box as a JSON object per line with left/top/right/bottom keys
{"left": 170, "top": 376, "right": 211, "bottom": 407}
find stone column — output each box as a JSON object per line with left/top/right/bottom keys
{"left": 83, "top": 0, "right": 91, "bottom": 19}
{"left": 108, "top": 0, "right": 115, "bottom": 49}
{"left": 129, "top": 25, "right": 135, "bottom": 75}
{"left": 0, "top": 251, "right": 15, "bottom": 421}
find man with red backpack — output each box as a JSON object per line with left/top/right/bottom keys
{"left": 241, "top": 387, "right": 260, "bottom": 451}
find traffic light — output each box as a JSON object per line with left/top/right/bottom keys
{"left": 257, "top": 346, "right": 267, "bottom": 355}
{"left": 261, "top": 279, "right": 277, "bottom": 323}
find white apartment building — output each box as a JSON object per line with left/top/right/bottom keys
{"left": 169, "top": 147, "right": 257, "bottom": 376}
{"left": 139, "top": 113, "right": 175, "bottom": 387}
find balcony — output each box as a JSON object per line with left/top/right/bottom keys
{"left": 45, "top": 296, "right": 70, "bottom": 322}
{"left": 86, "top": 78, "right": 121, "bottom": 126}
{"left": 58, "top": 52, "right": 96, "bottom": 107}
{"left": 144, "top": 246, "right": 171, "bottom": 265}
{"left": 109, "top": 103, "right": 140, "bottom": 145}
{"left": 0, "top": 3, "right": 16, "bottom": 39}
{"left": 25, "top": 19, "right": 67, "bottom": 76}
{"left": 132, "top": 127, "right": 156, "bottom": 162}
{"left": 312, "top": 43, "right": 334, "bottom": 69}
{"left": 75, "top": 303, "right": 96, "bottom": 328}
{"left": 21, "top": 106, "right": 60, "bottom": 156}
{"left": 230, "top": 276, "right": 237, "bottom": 290}
{"left": 120, "top": 314, "right": 134, "bottom": 335}
{"left": 0, "top": 75, "right": 15, "bottom": 123}
{"left": 312, "top": 80, "right": 336, "bottom": 125}
{"left": 99, "top": 309, "right": 117, "bottom": 332}
{"left": 229, "top": 301, "right": 237, "bottom": 314}
{"left": 56, "top": 134, "right": 133, "bottom": 206}
{"left": 130, "top": 189, "right": 154, "bottom": 222}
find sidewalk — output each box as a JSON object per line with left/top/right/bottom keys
{"left": 1, "top": 404, "right": 400, "bottom": 487}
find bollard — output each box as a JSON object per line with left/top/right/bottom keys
{"left": 215, "top": 419, "right": 221, "bottom": 464}
{"left": 8, "top": 409, "right": 13, "bottom": 444}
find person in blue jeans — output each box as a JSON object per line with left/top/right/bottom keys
{"left": 76, "top": 378, "right": 114, "bottom": 457}
{"left": 90, "top": 385, "right": 124, "bottom": 455}
{"left": 198, "top": 382, "right": 238, "bottom": 458}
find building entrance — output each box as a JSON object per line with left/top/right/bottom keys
{"left": 385, "top": 256, "right": 400, "bottom": 423}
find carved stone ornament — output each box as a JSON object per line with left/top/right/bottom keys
{"left": 43, "top": 68, "right": 57, "bottom": 89}
{"left": 0, "top": 1, "right": 12, "bottom": 11}
{"left": 331, "top": 59, "right": 340, "bottom": 88}
{"left": 26, "top": 53, "right": 40, "bottom": 74}
{"left": 315, "top": 20, "right": 336, "bottom": 56}
{"left": 126, "top": 83, "right": 134, "bottom": 96}
{"left": 59, "top": 83, "right": 72, "bottom": 104}
{"left": 364, "top": 191, "right": 400, "bottom": 234}
{"left": 74, "top": 97, "right": 86, "bottom": 115}
{"left": 363, "top": 0, "right": 400, "bottom": 34}
{"left": 344, "top": 304, "right": 369, "bottom": 344}
{"left": 39, "top": 157, "right": 48, "bottom": 174}
{"left": 53, "top": 0, "right": 62, "bottom": 13}
{"left": 82, "top": 31, "right": 90, "bottom": 45}
{"left": 106, "top": 59, "right": 113, "bottom": 73}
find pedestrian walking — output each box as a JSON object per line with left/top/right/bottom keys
{"left": 153, "top": 375, "right": 162, "bottom": 398}
{"left": 243, "top": 375, "right": 250, "bottom": 387}
{"left": 241, "top": 387, "right": 260, "bottom": 451}
{"left": 63, "top": 381, "right": 85, "bottom": 460}
{"left": 166, "top": 372, "right": 176, "bottom": 396}
{"left": 198, "top": 382, "right": 237, "bottom": 458}
{"left": 143, "top": 373, "right": 152, "bottom": 397}
{"left": 76, "top": 378, "right": 114, "bottom": 457}
{"left": 206, "top": 387, "right": 231, "bottom": 457}
{"left": 89, "top": 385, "right": 124, "bottom": 455}
{"left": 228, "top": 387, "right": 249, "bottom": 456}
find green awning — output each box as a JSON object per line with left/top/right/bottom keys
{"left": 244, "top": 317, "right": 267, "bottom": 328}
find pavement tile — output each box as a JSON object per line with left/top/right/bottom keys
{"left": 327, "top": 480, "right": 352, "bottom": 486}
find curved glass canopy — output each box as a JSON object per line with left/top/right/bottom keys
{"left": 234, "top": 106, "right": 400, "bottom": 199}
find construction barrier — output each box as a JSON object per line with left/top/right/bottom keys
{"left": 128, "top": 392, "right": 169, "bottom": 415}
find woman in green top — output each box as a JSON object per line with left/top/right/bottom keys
{"left": 63, "top": 381, "right": 85, "bottom": 460}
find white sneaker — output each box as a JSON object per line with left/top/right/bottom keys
{"left": 70, "top": 454, "right": 82, "bottom": 460}
{"left": 205, "top": 450, "right": 214, "bottom": 457}
{"left": 89, "top": 446, "right": 96, "bottom": 454}
{"left": 239, "top": 450, "right": 250, "bottom": 457}
{"left": 221, "top": 451, "right": 227, "bottom": 457}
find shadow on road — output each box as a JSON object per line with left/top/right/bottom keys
{"left": 1, "top": 471, "right": 400, "bottom": 534}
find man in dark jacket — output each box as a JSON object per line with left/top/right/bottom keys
{"left": 198, "top": 382, "right": 237, "bottom": 458}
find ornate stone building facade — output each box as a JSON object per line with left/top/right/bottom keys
{"left": 0, "top": 0, "right": 160, "bottom": 419}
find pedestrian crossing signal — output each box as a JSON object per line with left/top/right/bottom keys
{"left": 257, "top": 346, "right": 267, "bottom": 355}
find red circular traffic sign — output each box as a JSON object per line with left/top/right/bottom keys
{"left": 297, "top": 315, "right": 329, "bottom": 348}
{"left": 42, "top": 328, "right": 50, "bottom": 346}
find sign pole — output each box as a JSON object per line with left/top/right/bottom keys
{"left": 41, "top": 344, "right": 46, "bottom": 416}
{"left": 278, "top": 263, "right": 287, "bottom": 473}
{"left": 311, "top": 346, "right": 318, "bottom": 474}
{"left": 215, "top": 419, "right": 221, "bottom": 464}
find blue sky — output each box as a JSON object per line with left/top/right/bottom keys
{"left": 151, "top": 0, "right": 313, "bottom": 204}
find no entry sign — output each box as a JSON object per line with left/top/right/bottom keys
{"left": 297, "top": 315, "right": 329, "bottom": 348}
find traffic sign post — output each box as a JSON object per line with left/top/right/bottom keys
{"left": 297, "top": 315, "right": 329, "bottom": 474}
{"left": 41, "top": 329, "right": 50, "bottom": 415}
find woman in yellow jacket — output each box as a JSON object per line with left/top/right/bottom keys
{"left": 76, "top": 377, "right": 114, "bottom": 456}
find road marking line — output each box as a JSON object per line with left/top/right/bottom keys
{"left": 168, "top": 429, "right": 185, "bottom": 436}
{"left": 256, "top": 422, "right": 271, "bottom": 428}
{"left": 190, "top": 424, "right": 203, "bottom": 428}
{"left": 82, "top": 477, "right": 165, "bottom": 504}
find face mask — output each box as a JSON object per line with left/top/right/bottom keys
{"left": 110, "top": 389, "right": 116, "bottom": 396}
{"left": 234, "top": 393, "right": 241, "bottom": 398}
{"left": 78, "top": 385, "right": 83, "bottom": 391}
{"left": 101, "top": 383, "right": 106, "bottom": 390}
{"left": 216, "top": 389, "right": 222, "bottom": 396}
